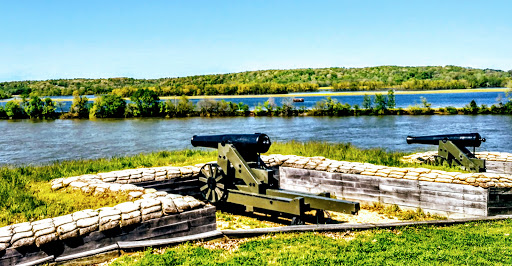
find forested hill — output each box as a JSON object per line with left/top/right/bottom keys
{"left": 1, "top": 65, "right": 511, "bottom": 98}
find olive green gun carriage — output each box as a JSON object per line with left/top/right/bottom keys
{"left": 191, "top": 133, "right": 359, "bottom": 224}
{"left": 407, "top": 133, "right": 486, "bottom": 172}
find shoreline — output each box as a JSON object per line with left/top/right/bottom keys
{"left": 1, "top": 87, "right": 508, "bottom": 103}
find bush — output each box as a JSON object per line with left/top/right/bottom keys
{"left": 69, "top": 91, "right": 90, "bottom": 118}
{"left": 130, "top": 89, "right": 160, "bottom": 117}
{"left": 90, "top": 94, "right": 126, "bottom": 118}
{"left": 5, "top": 100, "right": 27, "bottom": 119}
{"left": 446, "top": 106, "right": 458, "bottom": 114}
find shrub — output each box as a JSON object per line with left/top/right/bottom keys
{"left": 90, "top": 94, "right": 126, "bottom": 118}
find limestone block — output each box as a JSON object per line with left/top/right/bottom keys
{"left": 12, "top": 222, "right": 32, "bottom": 233}
{"left": 130, "top": 173, "right": 143, "bottom": 179}
{"left": 99, "top": 214, "right": 121, "bottom": 225}
{"left": 11, "top": 230, "right": 34, "bottom": 244}
{"left": 11, "top": 237, "right": 35, "bottom": 248}
{"left": 79, "top": 224, "right": 99, "bottom": 235}
{"left": 108, "top": 183, "right": 123, "bottom": 192}
{"left": 435, "top": 178, "right": 453, "bottom": 183}
{"left": 80, "top": 185, "right": 94, "bottom": 194}
{"left": 179, "top": 167, "right": 193, "bottom": 177}
{"left": 98, "top": 172, "right": 118, "bottom": 181}
{"left": 138, "top": 198, "right": 161, "bottom": 209}
{"left": 99, "top": 220, "right": 120, "bottom": 231}
{"left": 173, "top": 197, "right": 191, "bottom": 212}
{"left": 129, "top": 191, "right": 144, "bottom": 199}
{"left": 360, "top": 171, "right": 376, "bottom": 176}
{"left": 102, "top": 177, "right": 118, "bottom": 182}
{"left": 31, "top": 218, "right": 55, "bottom": 232}
{"left": 403, "top": 175, "right": 419, "bottom": 180}
{"left": 0, "top": 236, "right": 11, "bottom": 243}
{"left": 155, "top": 191, "right": 168, "bottom": 197}
{"left": 53, "top": 214, "right": 74, "bottom": 227}
{"left": 76, "top": 216, "right": 99, "bottom": 228}
{"left": 165, "top": 168, "right": 181, "bottom": 178}
{"left": 121, "top": 216, "right": 141, "bottom": 227}
{"left": 57, "top": 222, "right": 78, "bottom": 235}
{"left": 159, "top": 197, "right": 178, "bottom": 215}
{"left": 183, "top": 196, "right": 203, "bottom": 208}
{"left": 116, "top": 175, "right": 130, "bottom": 181}
{"left": 466, "top": 177, "right": 477, "bottom": 183}
{"left": 155, "top": 175, "right": 166, "bottom": 181}
{"left": 35, "top": 232, "right": 58, "bottom": 247}
{"left": 63, "top": 176, "right": 80, "bottom": 186}
{"left": 98, "top": 207, "right": 121, "bottom": 218}
{"left": 0, "top": 242, "right": 9, "bottom": 252}
{"left": 59, "top": 228, "right": 79, "bottom": 240}
{"left": 34, "top": 227, "right": 56, "bottom": 238}
{"left": 73, "top": 209, "right": 98, "bottom": 220}
{"left": 303, "top": 162, "right": 317, "bottom": 170}
{"left": 142, "top": 211, "right": 163, "bottom": 221}
{"left": 141, "top": 205, "right": 162, "bottom": 215}
{"left": 115, "top": 202, "right": 140, "bottom": 214}
{"left": 121, "top": 210, "right": 141, "bottom": 221}
{"left": 69, "top": 181, "right": 88, "bottom": 189}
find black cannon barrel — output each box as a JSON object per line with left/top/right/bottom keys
{"left": 406, "top": 133, "right": 485, "bottom": 147}
{"left": 191, "top": 133, "right": 272, "bottom": 153}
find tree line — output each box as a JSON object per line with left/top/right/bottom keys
{"left": 1, "top": 66, "right": 511, "bottom": 98}
{"left": 2, "top": 89, "right": 512, "bottom": 120}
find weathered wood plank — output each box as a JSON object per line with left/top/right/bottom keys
{"left": 419, "top": 181, "right": 465, "bottom": 193}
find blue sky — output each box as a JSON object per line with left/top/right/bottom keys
{"left": 1, "top": 0, "right": 511, "bottom": 81}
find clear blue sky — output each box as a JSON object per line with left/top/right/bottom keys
{"left": 1, "top": 0, "right": 511, "bottom": 82}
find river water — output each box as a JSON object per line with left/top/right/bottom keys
{"left": 1, "top": 115, "right": 511, "bottom": 165}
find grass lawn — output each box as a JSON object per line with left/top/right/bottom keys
{"left": 111, "top": 219, "right": 512, "bottom": 265}
{"left": 0, "top": 141, "right": 459, "bottom": 226}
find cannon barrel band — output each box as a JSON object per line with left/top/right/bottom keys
{"left": 406, "top": 133, "right": 485, "bottom": 147}
{"left": 191, "top": 133, "right": 272, "bottom": 153}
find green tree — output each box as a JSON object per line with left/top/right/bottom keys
{"left": 70, "top": 91, "right": 90, "bottom": 118}
{"left": 5, "top": 100, "right": 27, "bottom": 119}
{"left": 386, "top": 90, "right": 396, "bottom": 109}
{"left": 90, "top": 94, "right": 126, "bottom": 118}
{"left": 42, "top": 98, "right": 57, "bottom": 119}
{"left": 24, "top": 96, "right": 44, "bottom": 119}
{"left": 374, "top": 94, "right": 388, "bottom": 113}
{"left": 130, "top": 89, "right": 160, "bottom": 117}
{"left": 362, "top": 95, "right": 373, "bottom": 109}
{"left": 176, "top": 96, "right": 195, "bottom": 117}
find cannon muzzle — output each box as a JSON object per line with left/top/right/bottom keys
{"left": 406, "top": 133, "right": 485, "bottom": 147}
{"left": 191, "top": 133, "right": 272, "bottom": 153}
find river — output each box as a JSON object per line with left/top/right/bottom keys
{"left": 1, "top": 115, "right": 511, "bottom": 165}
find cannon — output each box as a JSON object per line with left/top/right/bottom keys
{"left": 191, "top": 133, "right": 359, "bottom": 224}
{"left": 407, "top": 133, "right": 486, "bottom": 172}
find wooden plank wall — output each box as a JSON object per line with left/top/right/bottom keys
{"left": 279, "top": 167, "right": 488, "bottom": 217}
{"left": 0, "top": 206, "right": 216, "bottom": 266}
{"left": 486, "top": 161, "right": 512, "bottom": 174}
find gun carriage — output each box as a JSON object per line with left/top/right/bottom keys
{"left": 191, "top": 133, "right": 359, "bottom": 224}
{"left": 407, "top": 133, "right": 486, "bottom": 172}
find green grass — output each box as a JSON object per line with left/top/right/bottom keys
{"left": 0, "top": 149, "right": 216, "bottom": 226}
{"left": 111, "top": 220, "right": 512, "bottom": 265}
{"left": 0, "top": 141, "right": 458, "bottom": 226}
{"left": 216, "top": 210, "right": 282, "bottom": 230}
{"left": 267, "top": 141, "right": 462, "bottom": 172}
{"left": 363, "top": 202, "right": 446, "bottom": 221}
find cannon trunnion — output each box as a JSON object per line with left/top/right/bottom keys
{"left": 191, "top": 133, "right": 359, "bottom": 224}
{"left": 407, "top": 133, "right": 486, "bottom": 172}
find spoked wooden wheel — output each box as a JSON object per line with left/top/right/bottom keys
{"left": 198, "top": 163, "right": 228, "bottom": 204}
